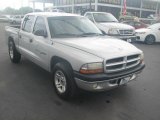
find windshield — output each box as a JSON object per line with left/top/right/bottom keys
{"left": 93, "top": 13, "right": 118, "bottom": 23}
{"left": 48, "top": 16, "right": 102, "bottom": 38}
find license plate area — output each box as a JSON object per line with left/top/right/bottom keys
{"left": 119, "top": 76, "right": 131, "bottom": 85}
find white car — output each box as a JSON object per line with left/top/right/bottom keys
{"left": 136, "top": 23, "right": 160, "bottom": 44}
{"left": 84, "top": 12, "right": 136, "bottom": 42}
{"left": 0, "top": 15, "right": 10, "bottom": 22}
{"left": 10, "top": 15, "right": 24, "bottom": 24}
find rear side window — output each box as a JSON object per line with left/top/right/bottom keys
{"left": 22, "top": 15, "right": 35, "bottom": 32}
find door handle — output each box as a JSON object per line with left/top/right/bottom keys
{"left": 29, "top": 39, "right": 33, "bottom": 43}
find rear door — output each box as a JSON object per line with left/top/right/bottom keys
{"left": 19, "top": 15, "right": 35, "bottom": 59}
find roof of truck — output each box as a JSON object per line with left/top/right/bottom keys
{"left": 27, "top": 12, "right": 80, "bottom": 17}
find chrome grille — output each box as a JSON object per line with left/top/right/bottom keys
{"left": 105, "top": 54, "right": 140, "bottom": 73}
{"left": 119, "top": 29, "right": 134, "bottom": 35}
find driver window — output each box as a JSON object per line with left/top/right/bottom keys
{"left": 33, "top": 16, "right": 47, "bottom": 35}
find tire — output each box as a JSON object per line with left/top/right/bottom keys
{"left": 52, "top": 62, "right": 77, "bottom": 100}
{"left": 145, "top": 35, "right": 155, "bottom": 45}
{"left": 8, "top": 40, "right": 21, "bottom": 63}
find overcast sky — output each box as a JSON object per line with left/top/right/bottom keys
{"left": 1, "top": 0, "right": 160, "bottom": 10}
{"left": 0, "top": 0, "right": 53, "bottom": 10}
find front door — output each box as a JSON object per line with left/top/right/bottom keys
{"left": 30, "top": 16, "right": 49, "bottom": 70}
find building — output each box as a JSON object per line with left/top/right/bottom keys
{"left": 30, "top": 0, "right": 160, "bottom": 18}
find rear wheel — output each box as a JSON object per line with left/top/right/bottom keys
{"left": 52, "top": 62, "right": 77, "bottom": 100}
{"left": 8, "top": 40, "right": 21, "bottom": 63}
{"left": 145, "top": 35, "right": 155, "bottom": 45}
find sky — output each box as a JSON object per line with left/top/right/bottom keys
{"left": 0, "top": 0, "right": 53, "bottom": 10}
{"left": 1, "top": 0, "right": 160, "bottom": 10}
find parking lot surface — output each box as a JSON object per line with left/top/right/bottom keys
{"left": 0, "top": 23, "right": 160, "bottom": 120}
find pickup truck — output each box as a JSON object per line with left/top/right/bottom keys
{"left": 84, "top": 12, "right": 136, "bottom": 42}
{"left": 5, "top": 12, "right": 145, "bottom": 99}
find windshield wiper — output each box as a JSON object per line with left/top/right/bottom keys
{"left": 110, "top": 21, "right": 118, "bottom": 22}
{"left": 80, "top": 33, "right": 104, "bottom": 37}
{"left": 54, "top": 33, "right": 81, "bottom": 38}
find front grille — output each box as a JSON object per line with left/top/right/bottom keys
{"left": 105, "top": 54, "right": 140, "bottom": 73}
{"left": 119, "top": 29, "right": 134, "bottom": 36}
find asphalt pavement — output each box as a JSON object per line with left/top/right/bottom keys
{"left": 0, "top": 22, "right": 160, "bottom": 120}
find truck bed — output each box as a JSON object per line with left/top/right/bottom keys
{"left": 5, "top": 25, "right": 21, "bottom": 48}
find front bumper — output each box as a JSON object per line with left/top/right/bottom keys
{"left": 108, "top": 35, "right": 137, "bottom": 42}
{"left": 74, "top": 64, "right": 145, "bottom": 92}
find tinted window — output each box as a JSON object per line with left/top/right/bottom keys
{"left": 22, "top": 15, "right": 35, "bottom": 32}
{"left": 33, "top": 16, "right": 47, "bottom": 35}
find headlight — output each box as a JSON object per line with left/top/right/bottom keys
{"left": 108, "top": 28, "right": 119, "bottom": 35}
{"left": 79, "top": 62, "right": 103, "bottom": 74}
{"left": 140, "top": 53, "right": 144, "bottom": 64}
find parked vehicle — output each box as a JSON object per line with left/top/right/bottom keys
{"left": 136, "top": 23, "right": 160, "bottom": 44}
{"left": 123, "top": 21, "right": 148, "bottom": 29}
{"left": 0, "top": 15, "right": 10, "bottom": 22}
{"left": 10, "top": 15, "right": 24, "bottom": 24}
{"left": 5, "top": 12, "right": 145, "bottom": 99}
{"left": 46, "top": 8, "right": 65, "bottom": 13}
{"left": 84, "top": 12, "right": 136, "bottom": 42}
{"left": 119, "top": 12, "right": 138, "bottom": 22}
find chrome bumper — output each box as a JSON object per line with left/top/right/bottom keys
{"left": 113, "top": 35, "right": 136, "bottom": 42}
{"left": 75, "top": 73, "right": 138, "bottom": 92}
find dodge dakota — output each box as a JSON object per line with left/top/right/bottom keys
{"left": 5, "top": 12, "right": 145, "bottom": 99}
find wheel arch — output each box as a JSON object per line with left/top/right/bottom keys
{"left": 50, "top": 56, "right": 73, "bottom": 73}
{"left": 8, "top": 36, "right": 14, "bottom": 44}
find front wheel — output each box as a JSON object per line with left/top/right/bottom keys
{"left": 52, "top": 62, "right": 77, "bottom": 100}
{"left": 145, "top": 35, "right": 155, "bottom": 45}
{"left": 8, "top": 40, "right": 21, "bottom": 63}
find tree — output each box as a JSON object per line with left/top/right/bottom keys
{"left": 18, "top": 7, "right": 33, "bottom": 15}
{"left": 3, "top": 7, "right": 17, "bottom": 14}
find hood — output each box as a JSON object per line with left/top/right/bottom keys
{"left": 97, "top": 22, "right": 134, "bottom": 30}
{"left": 136, "top": 28, "right": 151, "bottom": 33}
{"left": 53, "top": 36, "right": 142, "bottom": 60}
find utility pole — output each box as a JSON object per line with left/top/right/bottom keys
{"left": 89, "top": 0, "right": 91, "bottom": 11}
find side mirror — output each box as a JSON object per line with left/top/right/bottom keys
{"left": 34, "top": 29, "right": 47, "bottom": 38}
{"left": 158, "top": 28, "right": 160, "bottom": 30}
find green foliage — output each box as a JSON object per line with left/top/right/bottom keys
{"left": 18, "top": 7, "right": 33, "bottom": 15}
{"left": 1, "top": 7, "right": 33, "bottom": 15}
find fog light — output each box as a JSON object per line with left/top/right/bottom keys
{"left": 93, "top": 83, "right": 98, "bottom": 88}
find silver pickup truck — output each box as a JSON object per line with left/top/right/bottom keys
{"left": 5, "top": 12, "right": 145, "bottom": 99}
